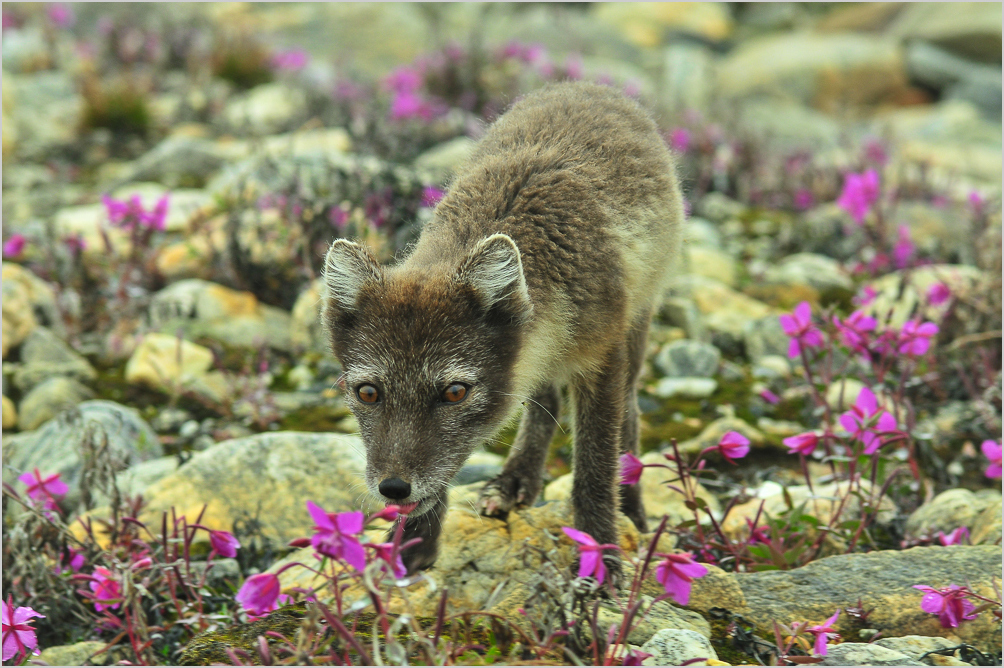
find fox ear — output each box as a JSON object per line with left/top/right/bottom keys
{"left": 456, "top": 234, "right": 532, "bottom": 320}
{"left": 322, "top": 239, "right": 383, "bottom": 312}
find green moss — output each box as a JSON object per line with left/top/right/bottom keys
{"left": 279, "top": 404, "right": 352, "bottom": 432}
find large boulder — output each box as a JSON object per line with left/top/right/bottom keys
{"left": 12, "top": 327, "right": 97, "bottom": 392}
{"left": 887, "top": 2, "right": 1002, "bottom": 64}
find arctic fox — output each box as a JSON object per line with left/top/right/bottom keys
{"left": 322, "top": 81, "right": 684, "bottom": 575}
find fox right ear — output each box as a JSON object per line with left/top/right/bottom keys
{"left": 322, "top": 239, "right": 383, "bottom": 312}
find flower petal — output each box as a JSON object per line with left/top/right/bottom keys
{"left": 335, "top": 511, "right": 365, "bottom": 536}
{"left": 562, "top": 526, "right": 597, "bottom": 547}
{"left": 306, "top": 501, "right": 334, "bottom": 530}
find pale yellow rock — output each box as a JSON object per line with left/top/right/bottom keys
{"left": 687, "top": 246, "right": 737, "bottom": 287}
{"left": 825, "top": 378, "right": 867, "bottom": 411}
{"left": 155, "top": 237, "right": 215, "bottom": 281}
{"left": 2, "top": 395, "right": 17, "bottom": 429}
{"left": 593, "top": 2, "right": 733, "bottom": 47}
{"left": 124, "top": 333, "right": 215, "bottom": 396}
{"left": 864, "top": 264, "right": 985, "bottom": 328}
{"left": 675, "top": 275, "right": 774, "bottom": 338}
{"left": 1, "top": 278, "right": 36, "bottom": 358}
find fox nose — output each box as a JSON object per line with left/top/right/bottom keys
{"left": 379, "top": 477, "right": 411, "bottom": 500}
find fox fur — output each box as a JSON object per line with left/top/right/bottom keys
{"left": 322, "top": 81, "right": 684, "bottom": 575}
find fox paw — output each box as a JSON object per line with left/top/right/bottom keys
{"left": 477, "top": 471, "right": 540, "bottom": 518}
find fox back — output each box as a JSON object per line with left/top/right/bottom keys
{"left": 322, "top": 81, "right": 683, "bottom": 572}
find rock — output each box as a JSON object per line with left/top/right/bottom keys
{"left": 686, "top": 246, "right": 738, "bottom": 287}
{"left": 887, "top": 2, "right": 1002, "bottom": 64}
{"left": 864, "top": 264, "right": 986, "bottom": 328}
{"left": 2, "top": 269, "right": 38, "bottom": 358}
{"left": 753, "top": 354, "right": 792, "bottom": 379}
{"left": 684, "top": 217, "right": 722, "bottom": 250}
{"left": 602, "top": 598, "right": 711, "bottom": 646}
{"left": 970, "top": 502, "right": 1002, "bottom": 546}
{"left": 737, "top": 100, "right": 843, "bottom": 153}
{"left": 592, "top": 2, "right": 733, "bottom": 47}
{"left": 660, "top": 42, "right": 714, "bottom": 115}
{"left": 654, "top": 340, "right": 721, "bottom": 378}
{"left": 817, "top": 643, "right": 925, "bottom": 666}
{"left": 873, "top": 636, "right": 965, "bottom": 666}
{"left": 413, "top": 137, "right": 475, "bottom": 183}
{"left": 678, "top": 417, "right": 766, "bottom": 456}
{"left": 890, "top": 202, "right": 973, "bottom": 260}
{"left": 289, "top": 278, "right": 328, "bottom": 354}
{"left": 815, "top": 3, "right": 907, "bottom": 33}
{"left": 12, "top": 327, "right": 97, "bottom": 391}
{"left": 825, "top": 378, "right": 867, "bottom": 412}
{"left": 3, "top": 401, "right": 162, "bottom": 512}
{"left": 149, "top": 279, "right": 293, "bottom": 352}
{"left": 763, "top": 253, "right": 852, "bottom": 293}
{"left": 452, "top": 451, "right": 503, "bottom": 486}
{"left": 696, "top": 193, "right": 745, "bottom": 224}
{"left": 5, "top": 71, "right": 82, "bottom": 160}
{"left": 672, "top": 275, "right": 774, "bottom": 345}
{"left": 906, "top": 41, "right": 1002, "bottom": 120}
{"left": 37, "top": 640, "right": 111, "bottom": 666}
{"left": 111, "top": 136, "right": 229, "bottom": 189}
{"left": 743, "top": 314, "right": 790, "bottom": 363}
{"left": 2, "top": 263, "right": 61, "bottom": 335}
{"left": 905, "top": 488, "right": 1001, "bottom": 540}
{"left": 660, "top": 297, "right": 707, "bottom": 342}
{"left": 17, "top": 376, "right": 95, "bottom": 431}
{"left": 222, "top": 82, "right": 308, "bottom": 135}
{"left": 640, "top": 628, "right": 719, "bottom": 666}
{"left": 716, "top": 32, "right": 907, "bottom": 110}
{"left": 124, "top": 333, "right": 227, "bottom": 402}
{"left": 736, "top": 545, "right": 1002, "bottom": 649}
{"left": 2, "top": 395, "right": 16, "bottom": 429}
{"left": 1, "top": 27, "right": 51, "bottom": 74}
{"left": 653, "top": 377, "right": 718, "bottom": 399}
{"left": 181, "top": 603, "right": 309, "bottom": 666}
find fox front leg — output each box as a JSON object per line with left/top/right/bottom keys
{"left": 478, "top": 385, "right": 560, "bottom": 517}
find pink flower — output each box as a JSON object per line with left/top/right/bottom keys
{"left": 390, "top": 91, "right": 434, "bottom": 121}
{"left": 833, "top": 310, "right": 877, "bottom": 354}
{"left": 89, "top": 567, "right": 122, "bottom": 612}
{"left": 893, "top": 225, "right": 914, "bottom": 269}
{"left": 562, "top": 527, "right": 619, "bottom": 585}
{"left": 839, "top": 387, "right": 897, "bottom": 455}
{"left": 807, "top": 609, "right": 841, "bottom": 656}
{"left": 759, "top": 389, "right": 780, "bottom": 404}
{"left": 746, "top": 520, "right": 770, "bottom": 545}
{"left": 779, "top": 301, "right": 824, "bottom": 359}
{"left": 982, "top": 440, "right": 1002, "bottom": 479}
{"left": 102, "top": 193, "right": 169, "bottom": 231}
{"left": 370, "top": 505, "right": 401, "bottom": 522}
{"left": 836, "top": 169, "right": 880, "bottom": 225}
{"left": 307, "top": 501, "right": 366, "bottom": 572}
{"left": 46, "top": 3, "right": 74, "bottom": 29}
{"left": 2, "top": 597, "right": 44, "bottom": 662}
{"left": 421, "top": 186, "right": 445, "bottom": 208}
{"left": 564, "top": 55, "right": 583, "bottom": 80}
{"left": 654, "top": 552, "right": 708, "bottom": 605}
{"left": 853, "top": 285, "right": 878, "bottom": 307}
{"left": 913, "top": 585, "right": 978, "bottom": 628}
{"left": 968, "top": 191, "right": 985, "bottom": 214}
{"left": 926, "top": 282, "right": 951, "bottom": 306}
{"left": 619, "top": 452, "right": 645, "bottom": 485}
{"left": 3, "top": 234, "right": 26, "bottom": 258}
{"left": 937, "top": 527, "right": 969, "bottom": 546}
{"left": 369, "top": 543, "right": 407, "bottom": 579}
{"left": 64, "top": 233, "right": 86, "bottom": 254}
{"left": 897, "top": 320, "right": 939, "bottom": 357}
{"left": 145, "top": 194, "right": 169, "bottom": 231}
{"left": 668, "top": 128, "right": 690, "bottom": 154}
{"left": 793, "top": 189, "right": 814, "bottom": 211}
{"left": 60, "top": 547, "right": 86, "bottom": 574}
{"left": 18, "top": 469, "right": 68, "bottom": 510}
{"left": 622, "top": 649, "right": 653, "bottom": 665}
{"left": 385, "top": 67, "right": 423, "bottom": 94}
{"left": 329, "top": 205, "right": 350, "bottom": 231}
{"left": 271, "top": 49, "right": 309, "bottom": 72}
{"left": 236, "top": 573, "right": 282, "bottom": 616}
{"left": 864, "top": 139, "right": 887, "bottom": 166}
{"left": 783, "top": 432, "right": 819, "bottom": 457}
{"left": 717, "top": 431, "right": 750, "bottom": 464}
{"left": 210, "top": 530, "right": 240, "bottom": 558}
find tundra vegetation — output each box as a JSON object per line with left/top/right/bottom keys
{"left": 1, "top": 3, "right": 1001, "bottom": 667}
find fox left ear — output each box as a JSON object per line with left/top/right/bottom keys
{"left": 456, "top": 234, "right": 532, "bottom": 321}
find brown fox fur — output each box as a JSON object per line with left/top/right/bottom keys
{"left": 322, "top": 81, "right": 684, "bottom": 576}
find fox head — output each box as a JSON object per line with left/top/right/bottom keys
{"left": 322, "top": 234, "right": 533, "bottom": 517}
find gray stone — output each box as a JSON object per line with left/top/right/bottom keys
{"left": 905, "top": 488, "right": 1001, "bottom": 540}
{"left": 743, "top": 314, "right": 789, "bottom": 362}
{"left": 763, "top": 253, "right": 852, "bottom": 292}
{"left": 683, "top": 217, "right": 722, "bottom": 249}
{"left": 970, "top": 502, "right": 1002, "bottom": 546}
{"left": 413, "top": 137, "right": 475, "bottom": 183}
{"left": 640, "top": 628, "right": 718, "bottom": 667}
{"left": 696, "top": 192, "right": 745, "bottom": 224}
{"left": 653, "top": 377, "right": 718, "bottom": 399}
{"left": 17, "top": 376, "right": 95, "bottom": 431}
{"left": 4, "top": 401, "right": 161, "bottom": 513}
{"left": 873, "top": 636, "right": 962, "bottom": 665}
{"left": 12, "top": 327, "right": 96, "bottom": 391}
{"left": 596, "top": 599, "right": 709, "bottom": 647}
{"left": 888, "top": 2, "right": 1002, "bottom": 64}
{"left": 654, "top": 340, "right": 721, "bottom": 378}
{"left": 818, "top": 643, "right": 925, "bottom": 666}
{"left": 659, "top": 297, "right": 707, "bottom": 342}
{"left": 5, "top": 71, "right": 82, "bottom": 160}
{"left": 738, "top": 100, "right": 843, "bottom": 152}
{"left": 37, "top": 640, "right": 111, "bottom": 666}
{"left": 222, "top": 83, "right": 308, "bottom": 136}
{"left": 109, "top": 136, "right": 229, "bottom": 189}
{"left": 660, "top": 42, "right": 714, "bottom": 115}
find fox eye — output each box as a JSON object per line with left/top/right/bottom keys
{"left": 442, "top": 384, "right": 468, "bottom": 403}
{"left": 356, "top": 384, "right": 380, "bottom": 404}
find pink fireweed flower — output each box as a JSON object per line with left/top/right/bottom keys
{"left": 779, "top": 301, "right": 824, "bottom": 359}
{"left": 654, "top": 552, "right": 708, "bottom": 605}
{"left": 836, "top": 169, "right": 880, "bottom": 225}
{"left": 46, "top": 3, "right": 74, "bottom": 28}
{"left": 3, "top": 234, "right": 26, "bottom": 258}
{"left": 56, "top": 546, "right": 86, "bottom": 574}
{"left": 968, "top": 190, "right": 985, "bottom": 214}
{"left": 329, "top": 205, "right": 350, "bottom": 231}
{"left": 564, "top": 55, "right": 583, "bottom": 80}
{"left": 306, "top": 501, "right": 366, "bottom": 572}
{"left": 370, "top": 543, "right": 407, "bottom": 579}
{"left": 622, "top": 649, "right": 653, "bottom": 666}
{"left": 982, "top": 440, "right": 1002, "bottom": 479}
{"left": 793, "top": 189, "right": 814, "bottom": 211}
{"left": 783, "top": 431, "right": 819, "bottom": 457}
{"left": 421, "top": 186, "right": 445, "bottom": 208}
{"left": 833, "top": 310, "right": 877, "bottom": 354}
{"left": 385, "top": 66, "right": 423, "bottom": 93}
{"left": 807, "top": 609, "right": 841, "bottom": 656}
{"left": 853, "top": 285, "right": 878, "bottom": 307}
{"left": 18, "top": 469, "right": 68, "bottom": 510}
{"left": 370, "top": 505, "right": 401, "bottom": 522}
{"left": 897, "top": 320, "right": 939, "bottom": 357}
{"left": 2, "top": 597, "right": 44, "bottom": 662}
{"left": 236, "top": 573, "right": 283, "bottom": 616}
{"left": 210, "top": 530, "right": 240, "bottom": 558}
{"left": 102, "top": 193, "right": 169, "bottom": 231}
{"left": 839, "top": 387, "right": 897, "bottom": 455}
{"left": 913, "top": 585, "right": 978, "bottom": 628}
{"left": 668, "top": 128, "right": 690, "bottom": 153}
{"left": 390, "top": 91, "right": 435, "bottom": 121}
{"left": 864, "top": 139, "right": 888, "bottom": 166}
{"left": 937, "top": 527, "right": 969, "bottom": 546}
{"left": 146, "top": 194, "right": 169, "bottom": 231}
{"left": 271, "top": 49, "right": 309, "bottom": 72}
{"left": 89, "top": 567, "right": 122, "bottom": 612}
{"left": 759, "top": 389, "right": 780, "bottom": 404}
{"left": 893, "top": 225, "right": 914, "bottom": 269}
{"left": 717, "top": 431, "right": 750, "bottom": 464}
{"left": 746, "top": 519, "right": 770, "bottom": 545}
{"left": 926, "top": 282, "right": 951, "bottom": 306}
{"left": 562, "top": 527, "right": 619, "bottom": 585}
{"left": 619, "top": 452, "right": 645, "bottom": 485}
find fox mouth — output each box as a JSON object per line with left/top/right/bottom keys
{"left": 385, "top": 496, "right": 436, "bottom": 518}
